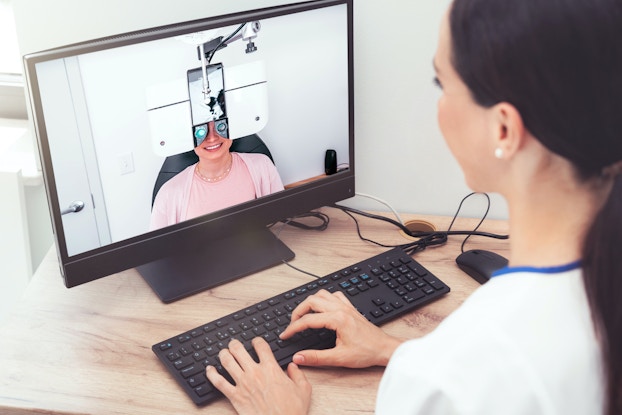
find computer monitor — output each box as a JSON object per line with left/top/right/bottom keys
{"left": 23, "top": 0, "right": 354, "bottom": 303}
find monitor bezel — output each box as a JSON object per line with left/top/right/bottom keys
{"left": 23, "top": 0, "right": 355, "bottom": 290}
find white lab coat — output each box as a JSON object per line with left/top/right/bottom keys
{"left": 376, "top": 264, "right": 604, "bottom": 414}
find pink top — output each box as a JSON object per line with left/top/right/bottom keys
{"left": 150, "top": 152, "right": 284, "bottom": 230}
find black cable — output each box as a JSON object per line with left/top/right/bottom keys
{"left": 331, "top": 192, "right": 508, "bottom": 255}
{"left": 340, "top": 208, "right": 396, "bottom": 248}
{"left": 271, "top": 215, "right": 325, "bottom": 279}
{"left": 284, "top": 211, "right": 330, "bottom": 231}
{"left": 338, "top": 207, "right": 449, "bottom": 255}
{"left": 270, "top": 210, "right": 330, "bottom": 232}
{"left": 332, "top": 197, "right": 507, "bottom": 240}
{"left": 270, "top": 194, "right": 506, "bottom": 278}
{"left": 453, "top": 192, "right": 491, "bottom": 253}
{"left": 206, "top": 23, "right": 246, "bottom": 64}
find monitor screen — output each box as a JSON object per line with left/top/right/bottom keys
{"left": 24, "top": 0, "right": 354, "bottom": 302}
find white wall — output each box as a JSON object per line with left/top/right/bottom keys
{"left": 0, "top": 119, "right": 52, "bottom": 322}
{"left": 12, "top": 0, "right": 508, "bottom": 220}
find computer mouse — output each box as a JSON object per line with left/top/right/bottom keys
{"left": 455, "top": 249, "right": 509, "bottom": 284}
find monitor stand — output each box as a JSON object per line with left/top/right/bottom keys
{"left": 136, "top": 228, "right": 295, "bottom": 303}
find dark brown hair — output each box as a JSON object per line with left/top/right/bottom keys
{"left": 449, "top": 0, "right": 622, "bottom": 413}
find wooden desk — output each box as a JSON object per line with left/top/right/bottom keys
{"left": 0, "top": 208, "right": 509, "bottom": 415}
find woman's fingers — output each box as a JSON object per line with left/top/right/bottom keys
{"left": 287, "top": 362, "right": 312, "bottom": 392}
{"left": 282, "top": 289, "right": 355, "bottom": 339}
{"left": 216, "top": 339, "right": 251, "bottom": 385}
{"left": 290, "top": 289, "right": 349, "bottom": 321}
{"left": 252, "top": 336, "right": 278, "bottom": 364}
{"left": 206, "top": 365, "right": 236, "bottom": 396}
{"left": 207, "top": 336, "right": 312, "bottom": 415}
{"left": 281, "top": 309, "right": 342, "bottom": 340}
{"left": 215, "top": 338, "right": 266, "bottom": 386}
{"left": 212, "top": 338, "right": 292, "bottom": 385}
{"left": 228, "top": 338, "right": 257, "bottom": 367}
{"left": 292, "top": 348, "right": 334, "bottom": 367}
{"left": 332, "top": 290, "right": 357, "bottom": 308}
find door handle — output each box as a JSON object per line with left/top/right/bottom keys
{"left": 61, "top": 200, "right": 85, "bottom": 215}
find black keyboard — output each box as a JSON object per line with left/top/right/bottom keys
{"left": 152, "top": 247, "right": 450, "bottom": 406}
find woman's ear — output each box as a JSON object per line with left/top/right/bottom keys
{"left": 491, "top": 102, "right": 526, "bottom": 159}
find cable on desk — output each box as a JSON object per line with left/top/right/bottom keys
{"left": 269, "top": 193, "right": 508, "bottom": 279}
{"left": 353, "top": 192, "right": 405, "bottom": 225}
{"left": 451, "top": 192, "right": 493, "bottom": 253}
{"left": 271, "top": 210, "right": 330, "bottom": 232}
{"left": 331, "top": 192, "right": 509, "bottom": 256}
{"left": 270, "top": 213, "right": 326, "bottom": 279}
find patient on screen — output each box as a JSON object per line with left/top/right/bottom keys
{"left": 150, "top": 121, "right": 284, "bottom": 230}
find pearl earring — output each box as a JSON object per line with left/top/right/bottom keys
{"left": 494, "top": 148, "right": 503, "bottom": 159}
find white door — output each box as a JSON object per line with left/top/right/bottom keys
{"left": 36, "top": 57, "right": 111, "bottom": 256}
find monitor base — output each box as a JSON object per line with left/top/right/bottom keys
{"left": 137, "top": 228, "right": 295, "bottom": 303}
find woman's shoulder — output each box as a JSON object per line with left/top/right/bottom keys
{"left": 235, "top": 152, "right": 272, "bottom": 165}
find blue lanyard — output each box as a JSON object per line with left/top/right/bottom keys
{"left": 491, "top": 260, "right": 582, "bottom": 278}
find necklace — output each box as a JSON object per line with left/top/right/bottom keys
{"left": 194, "top": 156, "right": 233, "bottom": 183}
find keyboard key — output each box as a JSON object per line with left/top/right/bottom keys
{"left": 166, "top": 351, "right": 180, "bottom": 361}
{"left": 187, "top": 374, "right": 207, "bottom": 388}
{"left": 424, "top": 276, "right": 445, "bottom": 290}
{"left": 173, "top": 357, "right": 193, "bottom": 369}
{"left": 202, "top": 324, "right": 216, "bottom": 333}
{"left": 390, "top": 300, "right": 404, "bottom": 309}
{"left": 370, "top": 309, "right": 383, "bottom": 318}
{"left": 181, "top": 365, "right": 204, "bottom": 379}
{"left": 194, "top": 383, "right": 213, "bottom": 397}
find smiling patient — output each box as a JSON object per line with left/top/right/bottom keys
{"left": 150, "top": 121, "right": 284, "bottom": 230}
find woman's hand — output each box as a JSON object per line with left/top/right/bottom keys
{"left": 280, "top": 289, "right": 404, "bottom": 368}
{"left": 206, "top": 337, "right": 311, "bottom": 415}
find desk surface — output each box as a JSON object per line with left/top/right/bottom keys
{"left": 0, "top": 208, "right": 509, "bottom": 415}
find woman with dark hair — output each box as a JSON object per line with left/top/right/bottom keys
{"left": 202, "top": 0, "right": 622, "bottom": 413}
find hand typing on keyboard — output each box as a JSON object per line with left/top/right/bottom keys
{"left": 206, "top": 337, "right": 311, "bottom": 415}
{"left": 282, "top": 289, "right": 404, "bottom": 368}
{"left": 152, "top": 247, "right": 449, "bottom": 408}
{"left": 206, "top": 289, "right": 405, "bottom": 415}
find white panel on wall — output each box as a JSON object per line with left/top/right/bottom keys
{"left": 0, "top": 120, "right": 42, "bottom": 322}
{"left": 0, "top": 168, "right": 30, "bottom": 322}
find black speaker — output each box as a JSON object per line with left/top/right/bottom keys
{"left": 325, "top": 149, "right": 337, "bottom": 175}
